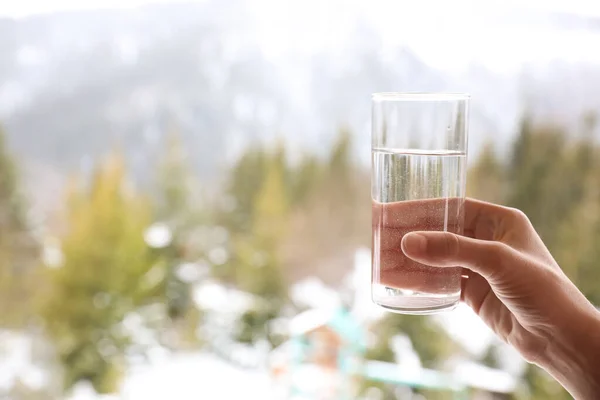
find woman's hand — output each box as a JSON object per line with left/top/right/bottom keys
{"left": 400, "top": 198, "right": 600, "bottom": 400}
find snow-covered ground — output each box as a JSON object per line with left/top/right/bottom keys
{"left": 0, "top": 331, "right": 52, "bottom": 393}
{"left": 121, "top": 352, "right": 272, "bottom": 400}
{"left": 5, "top": 247, "right": 523, "bottom": 399}
{"left": 65, "top": 352, "right": 271, "bottom": 400}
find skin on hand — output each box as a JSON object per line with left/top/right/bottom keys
{"left": 391, "top": 198, "right": 600, "bottom": 400}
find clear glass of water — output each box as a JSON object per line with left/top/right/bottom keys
{"left": 371, "top": 92, "right": 470, "bottom": 314}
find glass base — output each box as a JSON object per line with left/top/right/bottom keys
{"left": 372, "top": 284, "right": 460, "bottom": 315}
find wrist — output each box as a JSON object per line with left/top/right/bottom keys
{"left": 541, "top": 307, "right": 600, "bottom": 399}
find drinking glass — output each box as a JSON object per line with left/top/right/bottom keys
{"left": 371, "top": 92, "right": 469, "bottom": 314}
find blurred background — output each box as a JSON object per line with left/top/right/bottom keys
{"left": 1, "top": 0, "right": 600, "bottom": 399}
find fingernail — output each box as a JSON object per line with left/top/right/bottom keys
{"left": 402, "top": 233, "right": 427, "bottom": 255}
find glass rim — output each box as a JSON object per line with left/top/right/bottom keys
{"left": 372, "top": 92, "right": 470, "bottom": 101}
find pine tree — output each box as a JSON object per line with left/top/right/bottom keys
{"left": 514, "top": 365, "right": 571, "bottom": 400}
{"left": 325, "top": 127, "right": 369, "bottom": 245}
{"left": 153, "top": 131, "right": 203, "bottom": 329}
{"left": 554, "top": 139, "right": 600, "bottom": 303}
{"left": 467, "top": 140, "right": 505, "bottom": 204}
{"left": 506, "top": 119, "right": 600, "bottom": 300}
{"left": 0, "top": 126, "right": 39, "bottom": 328}
{"left": 213, "top": 146, "right": 269, "bottom": 284}
{"left": 504, "top": 118, "right": 599, "bottom": 399}
{"left": 479, "top": 343, "right": 504, "bottom": 370}
{"left": 218, "top": 146, "right": 268, "bottom": 235}
{"left": 282, "top": 128, "right": 370, "bottom": 284}
{"left": 155, "top": 130, "right": 194, "bottom": 224}
{"left": 289, "top": 154, "right": 321, "bottom": 207}
{"left": 41, "top": 153, "right": 157, "bottom": 393}
{"left": 235, "top": 155, "right": 288, "bottom": 347}
{"left": 154, "top": 131, "right": 204, "bottom": 323}
{"left": 506, "top": 119, "right": 571, "bottom": 247}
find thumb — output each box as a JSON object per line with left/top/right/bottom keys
{"left": 401, "top": 231, "right": 516, "bottom": 282}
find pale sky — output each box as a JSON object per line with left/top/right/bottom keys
{"left": 2, "top": 0, "right": 600, "bottom": 74}
{"left": 245, "top": 0, "right": 600, "bottom": 73}
{"left": 0, "top": 0, "right": 185, "bottom": 18}
{"left": 2, "top": 0, "right": 600, "bottom": 19}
